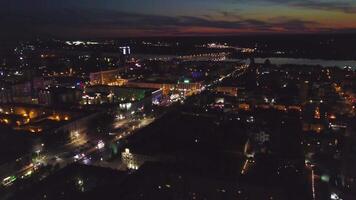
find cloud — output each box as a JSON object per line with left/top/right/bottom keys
{"left": 0, "top": 7, "right": 323, "bottom": 38}
{"left": 231, "top": 0, "right": 356, "bottom": 14}
{"left": 292, "top": 1, "right": 356, "bottom": 13}
{"left": 0, "top": 0, "right": 349, "bottom": 37}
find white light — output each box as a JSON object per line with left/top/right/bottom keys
{"left": 330, "top": 193, "right": 342, "bottom": 200}
{"left": 97, "top": 140, "right": 105, "bottom": 149}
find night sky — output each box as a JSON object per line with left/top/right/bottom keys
{"left": 1, "top": 0, "right": 356, "bottom": 38}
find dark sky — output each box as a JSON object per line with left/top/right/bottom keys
{"left": 1, "top": 0, "right": 356, "bottom": 39}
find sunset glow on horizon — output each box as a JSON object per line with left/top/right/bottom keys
{"left": 2, "top": 0, "right": 356, "bottom": 38}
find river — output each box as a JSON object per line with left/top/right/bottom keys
{"left": 247, "top": 57, "right": 356, "bottom": 70}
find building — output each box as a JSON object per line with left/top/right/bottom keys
{"left": 0, "top": 87, "right": 12, "bottom": 104}
{"left": 126, "top": 81, "right": 202, "bottom": 96}
{"left": 215, "top": 86, "right": 238, "bottom": 96}
{"left": 82, "top": 85, "right": 162, "bottom": 111}
{"left": 38, "top": 87, "right": 82, "bottom": 106}
{"left": 4, "top": 77, "right": 54, "bottom": 104}
{"left": 89, "top": 69, "right": 127, "bottom": 86}
{"left": 119, "top": 46, "right": 131, "bottom": 55}
{"left": 121, "top": 148, "right": 156, "bottom": 170}
{"left": 0, "top": 104, "right": 94, "bottom": 134}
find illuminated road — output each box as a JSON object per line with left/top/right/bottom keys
{"left": 0, "top": 64, "right": 240, "bottom": 198}
{"left": 0, "top": 114, "right": 155, "bottom": 193}
{"left": 311, "top": 168, "right": 316, "bottom": 200}
{"left": 240, "top": 139, "right": 254, "bottom": 175}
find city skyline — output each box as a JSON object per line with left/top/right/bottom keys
{"left": 2, "top": 0, "right": 356, "bottom": 38}
{"left": 0, "top": 1, "right": 356, "bottom": 200}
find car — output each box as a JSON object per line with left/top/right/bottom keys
{"left": 2, "top": 176, "right": 17, "bottom": 187}
{"left": 73, "top": 153, "right": 85, "bottom": 161}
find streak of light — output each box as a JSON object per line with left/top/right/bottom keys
{"left": 311, "top": 169, "right": 316, "bottom": 200}
{"left": 241, "top": 159, "right": 248, "bottom": 175}
{"left": 244, "top": 139, "right": 250, "bottom": 154}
